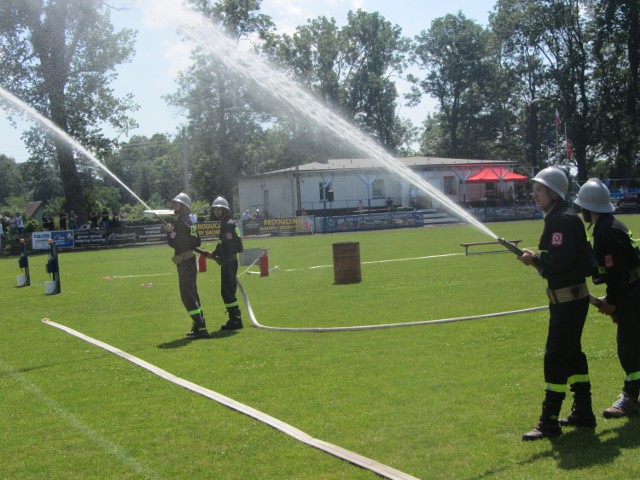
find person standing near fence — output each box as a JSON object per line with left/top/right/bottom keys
{"left": 575, "top": 178, "right": 640, "bottom": 419}
{"left": 165, "top": 192, "right": 209, "bottom": 339}
{"left": 209, "top": 196, "right": 244, "bottom": 331}
{"left": 516, "top": 166, "right": 596, "bottom": 440}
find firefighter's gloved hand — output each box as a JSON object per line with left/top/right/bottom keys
{"left": 598, "top": 299, "right": 616, "bottom": 317}
{"left": 163, "top": 223, "right": 173, "bottom": 233}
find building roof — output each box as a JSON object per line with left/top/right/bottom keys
{"left": 247, "top": 156, "right": 519, "bottom": 177}
{"left": 25, "top": 201, "right": 43, "bottom": 217}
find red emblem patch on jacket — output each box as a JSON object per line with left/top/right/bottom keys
{"left": 551, "top": 232, "right": 563, "bottom": 247}
{"left": 604, "top": 254, "right": 614, "bottom": 268}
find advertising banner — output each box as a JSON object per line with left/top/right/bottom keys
{"left": 323, "top": 212, "right": 423, "bottom": 233}
{"left": 197, "top": 221, "right": 221, "bottom": 240}
{"left": 242, "top": 216, "right": 313, "bottom": 236}
{"left": 32, "top": 232, "right": 52, "bottom": 250}
{"left": 74, "top": 229, "right": 106, "bottom": 247}
{"left": 50, "top": 230, "right": 75, "bottom": 249}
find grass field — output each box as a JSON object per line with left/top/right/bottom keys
{"left": 2, "top": 216, "right": 640, "bottom": 479}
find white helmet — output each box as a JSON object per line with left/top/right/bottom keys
{"left": 532, "top": 166, "right": 568, "bottom": 200}
{"left": 211, "top": 196, "right": 229, "bottom": 210}
{"left": 574, "top": 178, "right": 615, "bottom": 213}
{"left": 172, "top": 192, "right": 192, "bottom": 209}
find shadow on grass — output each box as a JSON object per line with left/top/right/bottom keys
{"left": 523, "top": 417, "right": 640, "bottom": 470}
{"left": 157, "top": 330, "right": 239, "bottom": 349}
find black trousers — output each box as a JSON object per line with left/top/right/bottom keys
{"left": 177, "top": 257, "right": 202, "bottom": 317}
{"left": 544, "top": 296, "right": 590, "bottom": 389}
{"left": 220, "top": 256, "right": 239, "bottom": 309}
{"left": 615, "top": 282, "right": 640, "bottom": 396}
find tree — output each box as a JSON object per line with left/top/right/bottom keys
{"left": 490, "top": 0, "right": 555, "bottom": 170}
{"left": 263, "top": 10, "right": 413, "bottom": 154}
{"left": 0, "top": 0, "right": 137, "bottom": 219}
{"left": 411, "top": 13, "right": 499, "bottom": 159}
{"left": 589, "top": 0, "right": 640, "bottom": 177}
{"left": 165, "top": 0, "right": 275, "bottom": 209}
{"left": 0, "top": 154, "right": 26, "bottom": 204}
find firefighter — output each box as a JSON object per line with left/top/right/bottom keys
{"left": 209, "top": 196, "right": 244, "bottom": 331}
{"left": 517, "top": 166, "right": 596, "bottom": 440}
{"left": 575, "top": 178, "right": 640, "bottom": 418}
{"left": 165, "top": 193, "right": 209, "bottom": 339}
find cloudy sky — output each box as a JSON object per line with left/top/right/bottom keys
{"left": 0, "top": 0, "right": 496, "bottom": 162}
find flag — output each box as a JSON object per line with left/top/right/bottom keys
{"left": 546, "top": 125, "right": 553, "bottom": 148}
{"left": 555, "top": 109, "right": 561, "bottom": 126}
{"left": 566, "top": 138, "right": 573, "bottom": 160}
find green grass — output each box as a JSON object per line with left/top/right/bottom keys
{"left": 2, "top": 216, "right": 640, "bottom": 479}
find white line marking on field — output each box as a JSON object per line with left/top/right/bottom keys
{"left": 42, "top": 319, "right": 419, "bottom": 480}
{"left": 104, "top": 273, "right": 174, "bottom": 279}
{"left": 0, "top": 356, "right": 159, "bottom": 479}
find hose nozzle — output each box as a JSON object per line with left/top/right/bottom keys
{"left": 497, "top": 237, "right": 524, "bottom": 256}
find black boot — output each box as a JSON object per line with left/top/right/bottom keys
{"left": 187, "top": 314, "right": 210, "bottom": 339}
{"left": 221, "top": 307, "right": 243, "bottom": 331}
{"left": 522, "top": 393, "right": 564, "bottom": 441}
{"left": 559, "top": 390, "right": 596, "bottom": 428}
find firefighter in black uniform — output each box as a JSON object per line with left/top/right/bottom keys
{"left": 517, "top": 166, "right": 596, "bottom": 440}
{"left": 166, "top": 193, "right": 209, "bottom": 339}
{"left": 575, "top": 178, "right": 640, "bottom": 418}
{"left": 209, "top": 196, "right": 244, "bottom": 331}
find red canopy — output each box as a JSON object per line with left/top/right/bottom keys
{"left": 466, "top": 167, "right": 529, "bottom": 183}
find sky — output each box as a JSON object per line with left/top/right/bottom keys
{"left": 0, "top": 0, "right": 496, "bottom": 163}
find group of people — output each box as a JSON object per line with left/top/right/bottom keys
{"left": 87, "top": 207, "right": 128, "bottom": 230}
{"left": 1, "top": 212, "right": 25, "bottom": 239}
{"left": 166, "top": 193, "right": 244, "bottom": 339}
{"left": 517, "top": 166, "right": 640, "bottom": 441}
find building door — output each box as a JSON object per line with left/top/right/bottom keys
{"left": 263, "top": 189, "right": 269, "bottom": 217}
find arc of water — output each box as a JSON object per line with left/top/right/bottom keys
{"left": 141, "top": 0, "right": 498, "bottom": 240}
{"left": 0, "top": 86, "right": 154, "bottom": 213}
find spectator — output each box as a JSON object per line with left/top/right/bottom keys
{"left": 15, "top": 213, "right": 24, "bottom": 235}
{"left": 59, "top": 209, "right": 68, "bottom": 230}
{"left": 386, "top": 197, "right": 393, "bottom": 210}
{"left": 111, "top": 209, "right": 120, "bottom": 228}
{"left": 119, "top": 210, "right": 128, "bottom": 228}
{"left": 69, "top": 211, "right": 78, "bottom": 230}
{"left": 8, "top": 214, "right": 17, "bottom": 237}
{"left": 89, "top": 208, "right": 99, "bottom": 229}
{"left": 101, "top": 207, "right": 110, "bottom": 229}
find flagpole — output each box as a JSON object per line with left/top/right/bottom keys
{"left": 555, "top": 109, "right": 560, "bottom": 164}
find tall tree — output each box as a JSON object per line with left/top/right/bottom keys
{"left": 0, "top": 0, "right": 137, "bottom": 220}
{"left": 589, "top": 0, "right": 640, "bottom": 177}
{"left": 263, "top": 10, "right": 413, "bottom": 154}
{"left": 490, "top": 0, "right": 555, "bottom": 171}
{"left": 0, "top": 154, "right": 26, "bottom": 203}
{"left": 411, "top": 13, "right": 498, "bottom": 159}
{"left": 537, "top": 0, "right": 594, "bottom": 181}
{"left": 166, "top": 0, "right": 274, "bottom": 209}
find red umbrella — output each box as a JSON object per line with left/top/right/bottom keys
{"left": 466, "top": 167, "right": 529, "bottom": 183}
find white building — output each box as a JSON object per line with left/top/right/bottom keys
{"left": 238, "top": 156, "right": 522, "bottom": 217}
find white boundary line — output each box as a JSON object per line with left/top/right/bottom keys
{"left": 41, "top": 318, "right": 420, "bottom": 480}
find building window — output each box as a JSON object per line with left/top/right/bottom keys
{"left": 372, "top": 179, "right": 385, "bottom": 198}
{"left": 319, "top": 182, "right": 333, "bottom": 200}
{"left": 444, "top": 176, "right": 456, "bottom": 194}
